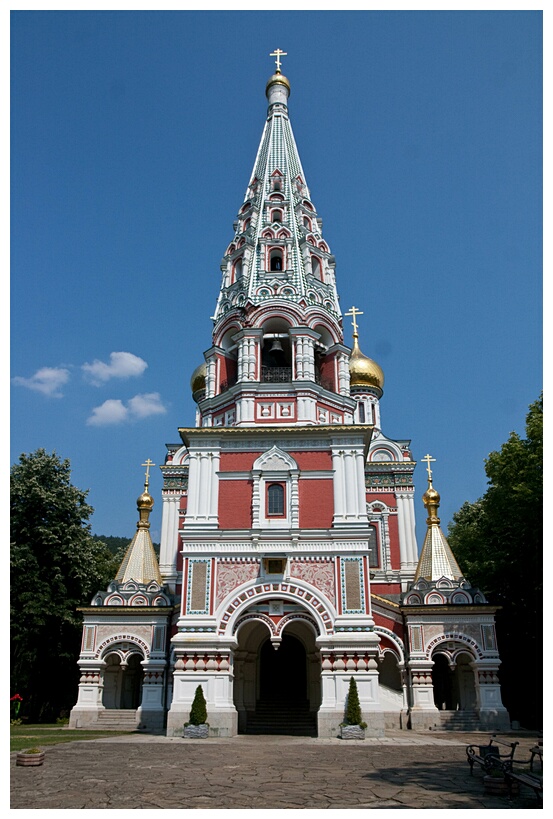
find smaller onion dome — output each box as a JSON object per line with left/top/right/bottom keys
{"left": 422, "top": 485, "right": 440, "bottom": 507}
{"left": 349, "top": 336, "right": 384, "bottom": 394}
{"left": 266, "top": 72, "right": 291, "bottom": 97}
{"left": 137, "top": 489, "right": 154, "bottom": 512}
{"left": 190, "top": 362, "right": 207, "bottom": 402}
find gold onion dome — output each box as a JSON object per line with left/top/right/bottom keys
{"left": 266, "top": 72, "right": 291, "bottom": 96}
{"left": 137, "top": 489, "right": 154, "bottom": 511}
{"left": 349, "top": 336, "right": 385, "bottom": 392}
{"left": 190, "top": 361, "right": 207, "bottom": 401}
{"left": 423, "top": 485, "right": 440, "bottom": 506}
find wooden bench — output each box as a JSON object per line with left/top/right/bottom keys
{"left": 504, "top": 744, "right": 543, "bottom": 802}
{"left": 466, "top": 735, "right": 519, "bottom": 776}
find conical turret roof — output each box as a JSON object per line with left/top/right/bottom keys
{"left": 213, "top": 58, "right": 341, "bottom": 330}
{"left": 115, "top": 462, "right": 162, "bottom": 585}
{"left": 413, "top": 458, "right": 464, "bottom": 583}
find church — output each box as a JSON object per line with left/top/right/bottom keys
{"left": 69, "top": 54, "right": 510, "bottom": 738}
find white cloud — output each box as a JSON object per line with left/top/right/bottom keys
{"left": 86, "top": 399, "right": 128, "bottom": 426}
{"left": 127, "top": 392, "right": 167, "bottom": 419}
{"left": 12, "top": 366, "right": 70, "bottom": 398}
{"left": 82, "top": 352, "right": 148, "bottom": 385}
{"left": 87, "top": 393, "right": 167, "bottom": 426}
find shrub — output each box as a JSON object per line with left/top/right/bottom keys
{"left": 345, "top": 677, "right": 364, "bottom": 726}
{"left": 189, "top": 685, "right": 207, "bottom": 726}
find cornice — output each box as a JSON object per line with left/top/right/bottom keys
{"left": 371, "top": 592, "right": 401, "bottom": 609}
{"left": 400, "top": 605, "right": 501, "bottom": 616}
{"left": 77, "top": 606, "right": 179, "bottom": 615}
{"left": 180, "top": 424, "right": 373, "bottom": 446}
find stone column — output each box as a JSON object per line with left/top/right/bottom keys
{"left": 317, "top": 639, "right": 384, "bottom": 738}
{"left": 137, "top": 661, "right": 167, "bottom": 731}
{"left": 337, "top": 351, "right": 351, "bottom": 395}
{"left": 69, "top": 660, "right": 105, "bottom": 728}
{"left": 472, "top": 661, "right": 511, "bottom": 730}
{"left": 167, "top": 638, "right": 238, "bottom": 737}
{"left": 407, "top": 659, "right": 440, "bottom": 730}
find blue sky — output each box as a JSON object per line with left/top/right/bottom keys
{"left": 10, "top": 9, "right": 542, "bottom": 545}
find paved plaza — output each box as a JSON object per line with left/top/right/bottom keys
{"left": 10, "top": 729, "right": 543, "bottom": 810}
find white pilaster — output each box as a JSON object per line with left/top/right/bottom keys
{"left": 160, "top": 493, "right": 180, "bottom": 589}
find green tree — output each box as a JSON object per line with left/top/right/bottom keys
{"left": 189, "top": 685, "right": 208, "bottom": 725}
{"left": 448, "top": 395, "right": 542, "bottom": 728}
{"left": 10, "top": 449, "right": 118, "bottom": 721}
{"left": 345, "top": 677, "right": 363, "bottom": 726}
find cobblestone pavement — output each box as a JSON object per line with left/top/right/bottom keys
{"left": 11, "top": 730, "right": 542, "bottom": 810}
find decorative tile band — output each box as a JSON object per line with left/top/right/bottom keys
{"left": 186, "top": 559, "right": 211, "bottom": 615}
{"left": 340, "top": 557, "right": 365, "bottom": 614}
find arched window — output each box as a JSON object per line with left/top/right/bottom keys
{"left": 270, "top": 251, "right": 283, "bottom": 271}
{"left": 311, "top": 256, "right": 322, "bottom": 280}
{"left": 234, "top": 258, "right": 243, "bottom": 281}
{"left": 272, "top": 209, "right": 282, "bottom": 223}
{"left": 303, "top": 216, "right": 311, "bottom": 230}
{"left": 267, "top": 483, "right": 285, "bottom": 516}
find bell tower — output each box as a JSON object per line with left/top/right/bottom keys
{"left": 193, "top": 55, "right": 353, "bottom": 430}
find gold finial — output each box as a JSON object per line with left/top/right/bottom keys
{"left": 141, "top": 458, "right": 155, "bottom": 491}
{"left": 345, "top": 306, "right": 364, "bottom": 338}
{"left": 421, "top": 454, "right": 436, "bottom": 483}
{"left": 269, "top": 48, "right": 287, "bottom": 73}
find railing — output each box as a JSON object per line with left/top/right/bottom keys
{"left": 220, "top": 368, "right": 336, "bottom": 392}
{"left": 261, "top": 366, "right": 292, "bottom": 383}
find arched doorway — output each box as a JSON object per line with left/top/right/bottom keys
{"left": 233, "top": 616, "right": 320, "bottom": 736}
{"left": 102, "top": 651, "right": 144, "bottom": 710}
{"left": 431, "top": 647, "right": 478, "bottom": 728}
{"left": 259, "top": 633, "right": 307, "bottom": 701}
{"left": 432, "top": 651, "right": 477, "bottom": 711}
{"left": 432, "top": 653, "right": 454, "bottom": 710}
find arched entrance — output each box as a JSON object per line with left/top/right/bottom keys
{"left": 102, "top": 651, "right": 144, "bottom": 710}
{"left": 259, "top": 633, "right": 307, "bottom": 701}
{"left": 431, "top": 647, "right": 478, "bottom": 729}
{"left": 432, "top": 651, "right": 477, "bottom": 711}
{"left": 233, "top": 615, "right": 320, "bottom": 736}
{"left": 432, "top": 653, "right": 454, "bottom": 710}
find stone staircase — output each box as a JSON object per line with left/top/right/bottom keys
{"left": 96, "top": 709, "right": 139, "bottom": 731}
{"left": 438, "top": 710, "right": 481, "bottom": 731}
{"left": 244, "top": 699, "right": 318, "bottom": 736}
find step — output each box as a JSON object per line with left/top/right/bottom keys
{"left": 96, "top": 710, "right": 139, "bottom": 729}
{"left": 243, "top": 701, "right": 318, "bottom": 736}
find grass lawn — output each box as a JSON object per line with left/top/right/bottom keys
{"left": 11, "top": 723, "right": 134, "bottom": 752}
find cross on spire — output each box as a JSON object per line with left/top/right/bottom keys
{"left": 345, "top": 306, "right": 364, "bottom": 336}
{"left": 270, "top": 48, "right": 287, "bottom": 73}
{"left": 141, "top": 458, "right": 156, "bottom": 490}
{"left": 421, "top": 454, "right": 436, "bottom": 482}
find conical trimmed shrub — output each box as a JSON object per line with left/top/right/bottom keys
{"left": 189, "top": 685, "right": 208, "bottom": 725}
{"left": 345, "top": 677, "right": 362, "bottom": 725}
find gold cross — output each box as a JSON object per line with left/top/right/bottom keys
{"left": 270, "top": 48, "right": 287, "bottom": 72}
{"left": 141, "top": 458, "right": 156, "bottom": 489}
{"left": 345, "top": 306, "right": 364, "bottom": 336}
{"left": 421, "top": 454, "right": 436, "bottom": 482}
